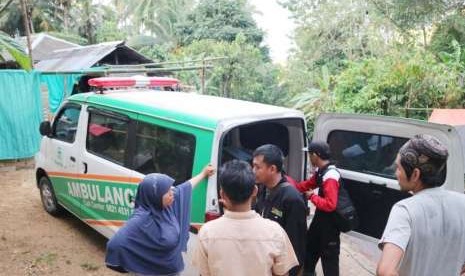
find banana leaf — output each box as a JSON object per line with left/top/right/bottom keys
{"left": 0, "top": 31, "right": 32, "bottom": 70}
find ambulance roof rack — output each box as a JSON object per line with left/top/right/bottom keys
{"left": 88, "top": 76, "right": 180, "bottom": 94}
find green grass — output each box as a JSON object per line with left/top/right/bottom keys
{"left": 34, "top": 253, "right": 57, "bottom": 266}
{"left": 80, "top": 262, "right": 99, "bottom": 271}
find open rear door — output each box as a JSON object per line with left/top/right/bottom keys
{"left": 313, "top": 113, "right": 464, "bottom": 259}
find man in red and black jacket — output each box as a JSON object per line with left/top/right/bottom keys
{"left": 294, "top": 141, "right": 341, "bottom": 276}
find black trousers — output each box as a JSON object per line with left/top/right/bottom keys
{"left": 303, "top": 212, "right": 340, "bottom": 276}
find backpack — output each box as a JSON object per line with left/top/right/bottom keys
{"left": 316, "top": 165, "right": 359, "bottom": 232}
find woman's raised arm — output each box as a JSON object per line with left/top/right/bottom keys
{"left": 188, "top": 164, "right": 215, "bottom": 189}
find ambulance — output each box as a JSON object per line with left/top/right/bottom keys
{"left": 35, "top": 76, "right": 464, "bottom": 262}
{"left": 35, "top": 76, "right": 308, "bottom": 238}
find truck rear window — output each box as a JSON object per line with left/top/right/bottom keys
{"left": 328, "top": 130, "right": 408, "bottom": 179}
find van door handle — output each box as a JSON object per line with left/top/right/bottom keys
{"left": 83, "top": 162, "right": 88, "bottom": 174}
{"left": 70, "top": 156, "right": 76, "bottom": 162}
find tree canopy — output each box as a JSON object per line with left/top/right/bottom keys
{"left": 0, "top": 0, "right": 464, "bottom": 121}
{"left": 170, "top": 35, "right": 281, "bottom": 104}
{"left": 175, "top": 0, "right": 264, "bottom": 47}
{"left": 280, "top": 0, "right": 465, "bottom": 125}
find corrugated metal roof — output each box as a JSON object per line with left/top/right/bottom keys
{"left": 35, "top": 41, "right": 153, "bottom": 72}
{"left": 20, "top": 33, "right": 80, "bottom": 61}
{"left": 429, "top": 109, "right": 465, "bottom": 126}
{"left": 35, "top": 41, "right": 120, "bottom": 71}
{"left": 30, "top": 33, "right": 81, "bottom": 61}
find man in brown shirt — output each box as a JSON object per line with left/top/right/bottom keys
{"left": 192, "top": 160, "right": 298, "bottom": 276}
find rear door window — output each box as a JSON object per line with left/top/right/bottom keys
{"left": 328, "top": 130, "right": 411, "bottom": 238}
{"left": 328, "top": 130, "right": 408, "bottom": 179}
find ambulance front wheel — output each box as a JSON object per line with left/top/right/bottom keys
{"left": 39, "top": 176, "right": 63, "bottom": 216}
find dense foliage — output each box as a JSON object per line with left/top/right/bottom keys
{"left": 175, "top": 0, "right": 264, "bottom": 47}
{"left": 1, "top": 0, "right": 464, "bottom": 120}
{"left": 169, "top": 35, "right": 281, "bottom": 104}
{"left": 334, "top": 48, "right": 464, "bottom": 117}
{"left": 280, "top": 0, "right": 465, "bottom": 126}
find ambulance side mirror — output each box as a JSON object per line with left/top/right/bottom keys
{"left": 39, "top": 121, "right": 52, "bottom": 137}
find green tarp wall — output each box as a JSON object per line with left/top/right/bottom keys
{"left": 0, "top": 70, "right": 81, "bottom": 159}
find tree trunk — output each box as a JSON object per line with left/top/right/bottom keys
{"left": 222, "top": 74, "right": 229, "bottom": 98}
{"left": 63, "top": 1, "right": 68, "bottom": 32}
{"left": 201, "top": 59, "right": 206, "bottom": 94}
{"left": 20, "top": 0, "right": 33, "bottom": 68}
{"left": 422, "top": 25, "right": 427, "bottom": 49}
{"left": 26, "top": 2, "right": 34, "bottom": 34}
{"left": 87, "top": 22, "right": 92, "bottom": 44}
{"left": 405, "top": 85, "right": 412, "bottom": 118}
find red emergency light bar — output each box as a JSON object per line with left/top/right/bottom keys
{"left": 88, "top": 76, "right": 180, "bottom": 88}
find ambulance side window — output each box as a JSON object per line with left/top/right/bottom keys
{"left": 133, "top": 121, "right": 196, "bottom": 182}
{"left": 52, "top": 104, "right": 81, "bottom": 143}
{"left": 86, "top": 112, "right": 128, "bottom": 165}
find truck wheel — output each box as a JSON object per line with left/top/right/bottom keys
{"left": 39, "top": 176, "right": 63, "bottom": 216}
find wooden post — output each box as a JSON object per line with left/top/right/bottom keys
{"left": 201, "top": 59, "right": 206, "bottom": 94}
{"left": 20, "top": 0, "right": 33, "bottom": 69}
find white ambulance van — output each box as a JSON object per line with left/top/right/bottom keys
{"left": 35, "top": 76, "right": 465, "bottom": 262}
{"left": 35, "top": 76, "right": 308, "bottom": 237}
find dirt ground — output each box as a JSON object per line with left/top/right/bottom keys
{"left": 1, "top": 168, "right": 120, "bottom": 276}
{"left": 0, "top": 167, "right": 377, "bottom": 276}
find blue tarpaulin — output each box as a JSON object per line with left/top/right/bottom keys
{"left": 40, "top": 73, "right": 81, "bottom": 113}
{"left": 0, "top": 70, "right": 81, "bottom": 159}
{"left": 0, "top": 70, "right": 43, "bottom": 159}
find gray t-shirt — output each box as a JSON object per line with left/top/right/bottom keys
{"left": 379, "top": 187, "right": 465, "bottom": 276}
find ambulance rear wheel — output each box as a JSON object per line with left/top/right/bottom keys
{"left": 39, "top": 176, "right": 63, "bottom": 216}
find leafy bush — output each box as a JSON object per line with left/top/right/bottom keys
{"left": 430, "top": 13, "right": 465, "bottom": 60}
{"left": 286, "top": 46, "right": 464, "bottom": 129}
{"left": 334, "top": 48, "right": 464, "bottom": 118}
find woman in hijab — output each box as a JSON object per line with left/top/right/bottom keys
{"left": 105, "top": 164, "right": 214, "bottom": 276}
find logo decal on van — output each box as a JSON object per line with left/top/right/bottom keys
{"left": 67, "top": 182, "right": 134, "bottom": 213}
{"left": 54, "top": 147, "right": 64, "bottom": 168}
{"left": 49, "top": 172, "right": 141, "bottom": 218}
